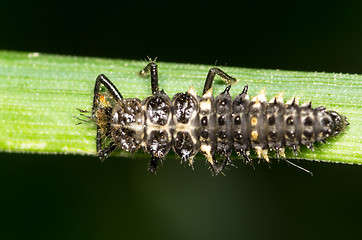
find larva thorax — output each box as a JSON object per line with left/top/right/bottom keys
{"left": 90, "top": 63, "right": 349, "bottom": 174}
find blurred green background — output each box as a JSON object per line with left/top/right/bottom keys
{"left": 0, "top": 1, "right": 361, "bottom": 240}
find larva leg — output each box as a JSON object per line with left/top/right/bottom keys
{"left": 203, "top": 68, "right": 237, "bottom": 95}
{"left": 92, "top": 74, "right": 123, "bottom": 115}
{"left": 98, "top": 141, "right": 117, "bottom": 161}
{"left": 139, "top": 62, "right": 159, "bottom": 95}
{"left": 148, "top": 155, "right": 161, "bottom": 174}
{"left": 92, "top": 74, "right": 123, "bottom": 160}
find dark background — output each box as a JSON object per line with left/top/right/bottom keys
{"left": 2, "top": 1, "right": 362, "bottom": 73}
{"left": 1, "top": 1, "right": 361, "bottom": 240}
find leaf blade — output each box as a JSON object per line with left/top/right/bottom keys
{"left": 0, "top": 50, "right": 360, "bottom": 164}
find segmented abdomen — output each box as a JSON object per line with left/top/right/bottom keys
{"left": 112, "top": 86, "right": 341, "bottom": 164}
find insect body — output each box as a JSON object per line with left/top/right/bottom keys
{"left": 89, "top": 62, "right": 349, "bottom": 174}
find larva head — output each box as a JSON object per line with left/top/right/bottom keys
{"left": 94, "top": 94, "right": 113, "bottom": 131}
{"left": 326, "top": 111, "right": 349, "bottom": 136}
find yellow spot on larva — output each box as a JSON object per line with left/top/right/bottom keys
{"left": 251, "top": 117, "right": 258, "bottom": 126}
{"left": 251, "top": 131, "right": 258, "bottom": 140}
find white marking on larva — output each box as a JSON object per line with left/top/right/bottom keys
{"left": 286, "top": 97, "right": 300, "bottom": 106}
{"left": 256, "top": 148, "right": 269, "bottom": 162}
{"left": 258, "top": 88, "right": 267, "bottom": 102}
{"left": 301, "top": 101, "right": 311, "bottom": 108}
{"left": 187, "top": 85, "right": 198, "bottom": 98}
{"left": 251, "top": 100, "right": 261, "bottom": 109}
{"left": 276, "top": 98, "right": 284, "bottom": 104}
{"left": 173, "top": 122, "right": 196, "bottom": 130}
{"left": 255, "top": 147, "right": 262, "bottom": 158}
{"left": 286, "top": 98, "right": 293, "bottom": 105}
{"left": 201, "top": 144, "right": 211, "bottom": 153}
{"left": 200, "top": 144, "right": 214, "bottom": 165}
{"left": 112, "top": 122, "right": 144, "bottom": 132}
{"left": 269, "top": 92, "right": 284, "bottom": 104}
{"left": 261, "top": 149, "right": 270, "bottom": 162}
{"left": 200, "top": 99, "right": 212, "bottom": 111}
{"left": 251, "top": 88, "right": 267, "bottom": 106}
{"left": 146, "top": 123, "right": 172, "bottom": 131}
{"left": 202, "top": 88, "right": 213, "bottom": 98}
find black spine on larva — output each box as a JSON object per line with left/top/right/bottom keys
{"left": 215, "top": 87, "right": 233, "bottom": 157}
{"left": 300, "top": 103, "right": 315, "bottom": 146}
{"left": 284, "top": 100, "right": 301, "bottom": 149}
{"left": 232, "top": 91, "right": 250, "bottom": 156}
{"left": 313, "top": 106, "right": 333, "bottom": 142}
{"left": 266, "top": 98, "right": 285, "bottom": 150}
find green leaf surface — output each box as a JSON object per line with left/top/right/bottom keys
{"left": 0, "top": 50, "right": 361, "bottom": 164}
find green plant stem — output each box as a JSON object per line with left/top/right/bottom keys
{"left": 0, "top": 50, "right": 361, "bottom": 164}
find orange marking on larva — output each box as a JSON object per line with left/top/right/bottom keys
{"left": 99, "top": 94, "right": 110, "bottom": 107}
{"left": 251, "top": 116, "right": 258, "bottom": 126}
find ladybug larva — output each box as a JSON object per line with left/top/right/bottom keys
{"left": 85, "top": 61, "right": 349, "bottom": 175}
